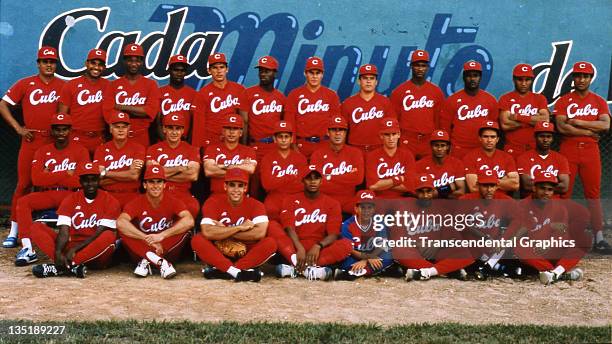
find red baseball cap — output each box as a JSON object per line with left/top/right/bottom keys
{"left": 512, "top": 63, "right": 534, "bottom": 78}
{"left": 37, "top": 46, "right": 58, "bottom": 60}
{"left": 107, "top": 111, "right": 131, "bottom": 124}
{"left": 328, "top": 116, "right": 348, "bottom": 129}
{"left": 533, "top": 170, "right": 558, "bottom": 184}
{"left": 168, "top": 54, "right": 188, "bottom": 67}
{"left": 411, "top": 50, "right": 430, "bottom": 63}
{"left": 162, "top": 113, "right": 186, "bottom": 127}
{"left": 415, "top": 173, "right": 435, "bottom": 190}
{"left": 379, "top": 118, "right": 400, "bottom": 134}
{"left": 354, "top": 190, "right": 376, "bottom": 204}
{"left": 430, "top": 129, "right": 450, "bottom": 143}
{"left": 50, "top": 113, "right": 72, "bottom": 126}
{"left": 274, "top": 120, "right": 294, "bottom": 134}
{"left": 359, "top": 64, "right": 378, "bottom": 76}
{"left": 305, "top": 56, "right": 324, "bottom": 71}
{"left": 256, "top": 55, "right": 279, "bottom": 70}
{"left": 77, "top": 162, "right": 100, "bottom": 177}
{"left": 208, "top": 52, "right": 227, "bottom": 66}
{"left": 572, "top": 61, "right": 594, "bottom": 74}
{"left": 225, "top": 168, "right": 249, "bottom": 184}
{"left": 87, "top": 48, "right": 107, "bottom": 63}
{"left": 302, "top": 164, "right": 323, "bottom": 180}
{"left": 534, "top": 121, "right": 554, "bottom": 133}
{"left": 123, "top": 43, "right": 144, "bottom": 57}
{"left": 144, "top": 165, "right": 166, "bottom": 180}
{"left": 222, "top": 115, "right": 244, "bottom": 129}
{"left": 477, "top": 169, "right": 498, "bottom": 184}
{"left": 479, "top": 120, "right": 500, "bottom": 132}
{"left": 463, "top": 60, "right": 482, "bottom": 72}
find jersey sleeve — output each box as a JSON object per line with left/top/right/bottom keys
{"left": 325, "top": 199, "right": 342, "bottom": 235}
{"left": 200, "top": 198, "right": 219, "bottom": 225}
{"left": 364, "top": 151, "right": 379, "bottom": 187}
{"left": 100, "top": 194, "right": 121, "bottom": 229}
{"left": 144, "top": 81, "right": 161, "bottom": 120}
{"left": 2, "top": 79, "right": 27, "bottom": 105}
{"left": 283, "top": 90, "right": 298, "bottom": 129}
{"left": 280, "top": 197, "right": 296, "bottom": 229}
{"left": 251, "top": 199, "right": 269, "bottom": 224}
{"left": 122, "top": 198, "right": 141, "bottom": 219}
{"left": 462, "top": 153, "right": 478, "bottom": 175}
{"left": 340, "top": 220, "right": 353, "bottom": 241}
{"left": 56, "top": 194, "right": 76, "bottom": 226}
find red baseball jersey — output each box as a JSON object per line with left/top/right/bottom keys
{"left": 341, "top": 93, "right": 396, "bottom": 146}
{"left": 498, "top": 91, "right": 548, "bottom": 147}
{"left": 146, "top": 141, "right": 200, "bottom": 192}
{"left": 201, "top": 194, "right": 269, "bottom": 229}
{"left": 94, "top": 140, "right": 146, "bottom": 192}
{"left": 553, "top": 91, "right": 611, "bottom": 144}
{"left": 310, "top": 145, "right": 365, "bottom": 197}
{"left": 239, "top": 85, "right": 285, "bottom": 140}
{"left": 459, "top": 191, "right": 514, "bottom": 239}
{"left": 260, "top": 150, "right": 308, "bottom": 195}
{"left": 56, "top": 190, "right": 121, "bottom": 242}
{"left": 203, "top": 143, "right": 257, "bottom": 194}
{"left": 280, "top": 193, "right": 342, "bottom": 242}
{"left": 104, "top": 75, "right": 161, "bottom": 133}
{"left": 440, "top": 89, "right": 499, "bottom": 149}
{"left": 463, "top": 148, "right": 517, "bottom": 179}
{"left": 59, "top": 76, "right": 110, "bottom": 131}
{"left": 2, "top": 75, "right": 65, "bottom": 130}
{"left": 516, "top": 150, "right": 570, "bottom": 178}
{"left": 415, "top": 156, "right": 466, "bottom": 189}
{"left": 365, "top": 147, "right": 416, "bottom": 198}
{"left": 192, "top": 81, "right": 245, "bottom": 147}
{"left": 390, "top": 80, "right": 445, "bottom": 134}
{"left": 123, "top": 194, "right": 188, "bottom": 234}
{"left": 509, "top": 197, "right": 569, "bottom": 241}
{"left": 31, "top": 142, "right": 89, "bottom": 188}
{"left": 285, "top": 85, "right": 341, "bottom": 138}
{"left": 159, "top": 84, "right": 197, "bottom": 133}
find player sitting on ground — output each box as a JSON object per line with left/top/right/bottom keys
{"left": 333, "top": 190, "right": 394, "bottom": 281}
{"left": 117, "top": 165, "right": 194, "bottom": 279}
{"left": 30, "top": 162, "right": 120, "bottom": 278}
{"left": 192, "top": 168, "right": 277, "bottom": 282}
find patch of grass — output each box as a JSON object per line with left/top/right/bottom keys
{"left": 0, "top": 320, "right": 609, "bottom": 343}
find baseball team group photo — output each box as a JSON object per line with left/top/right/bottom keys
{"left": 0, "top": 1, "right": 610, "bottom": 343}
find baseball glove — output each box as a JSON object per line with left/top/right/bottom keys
{"left": 215, "top": 239, "right": 247, "bottom": 259}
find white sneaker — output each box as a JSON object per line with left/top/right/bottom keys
{"left": 159, "top": 259, "right": 177, "bottom": 279}
{"left": 559, "top": 268, "right": 583, "bottom": 282}
{"left": 275, "top": 264, "right": 297, "bottom": 278}
{"left": 539, "top": 270, "right": 556, "bottom": 285}
{"left": 404, "top": 268, "right": 421, "bottom": 281}
{"left": 134, "top": 259, "right": 152, "bottom": 277}
{"left": 303, "top": 266, "right": 332, "bottom": 281}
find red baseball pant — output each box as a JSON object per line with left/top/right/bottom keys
{"left": 267, "top": 221, "right": 352, "bottom": 266}
{"left": 191, "top": 234, "right": 277, "bottom": 272}
{"left": 174, "top": 191, "right": 201, "bottom": 218}
{"left": 394, "top": 246, "right": 474, "bottom": 275}
{"left": 30, "top": 222, "right": 116, "bottom": 268}
{"left": 449, "top": 144, "right": 478, "bottom": 160}
{"left": 401, "top": 131, "right": 431, "bottom": 160}
{"left": 71, "top": 134, "right": 104, "bottom": 156}
{"left": 16, "top": 190, "right": 73, "bottom": 239}
{"left": 503, "top": 143, "right": 533, "bottom": 161}
{"left": 106, "top": 191, "right": 140, "bottom": 208}
{"left": 560, "top": 141, "right": 603, "bottom": 233}
{"left": 10, "top": 136, "right": 52, "bottom": 221}
{"left": 120, "top": 231, "right": 190, "bottom": 264}
{"left": 296, "top": 139, "right": 325, "bottom": 159}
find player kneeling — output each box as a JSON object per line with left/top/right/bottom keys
{"left": 191, "top": 169, "right": 277, "bottom": 282}
{"left": 333, "top": 190, "right": 394, "bottom": 281}
{"left": 31, "top": 162, "right": 121, "bottom": 278}
{"left": 117, "top": 165, "right": 194, "bottom": 279}
{"left": 270, "top": 165, "right": 352, "bottom": 281}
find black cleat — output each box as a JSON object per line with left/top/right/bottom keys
{"left": 333, "top": 268, "right": 357, "bottom": 281}
{"left": 202, "top": 267, "right": 232, "bottom": 280}
{"left": 32, "top": 264, "right": 62, "bottom": 278}
{"left": 70, "top": 264, "right": 87, "bottom": 278}
{"left": 593, "top": 240, "right": 612, "bottom": 255}
{"left": 235, "top": 268, "right": 262, "bottom": 282}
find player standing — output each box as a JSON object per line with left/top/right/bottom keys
{"left": 439, "top": 61, "right": 499, "bottom": 159}
{"left": 342, "top": 64, "right": 396, "bottom": 154}
{"left": 58, "top": 48, "right": 109, "bottom": 154}
{"left": 554, "top": 61, "right": 612, "bottom": 253}
{"left": 14, "top": 114, "right": 89, "bottom": 266}
{"left": 310, "top": 116, "right": 364, "bottom": 213}
{"left": 1, "top": 47, "right": 65, "bottom": 248}
{"left": 390, "top": 50, "right": 445, "bottom": 159}
{"left": 192, "top": 53, "right": 244, "bottom": 150}
{"left": 104, "top": 43, "right": 160, "bottom": 147}
{"left": 415, "top": 130, "right": 466, "bottom": 199}
{"left": 158, "top": 55, "right": 196, "bottom": 140}
{"left": 260, "top": 121, "right": 308, "bottom": 221}
{"left": 191, "top": 168, "right": 277, "bottom": 282}
{"left": 93, "top": 111, "right": 146, "bottom": 207}
{"left": 30, "top": 162, "right": 120, "bottom": 278}
{"left": 285, "top": 56, "right": 341, "bottom": 158}
{"left": 117, "top": 165, "right": 194, "bottom": 279}
{"left": 498, "top": 64, "right": 550, "bottom": 159}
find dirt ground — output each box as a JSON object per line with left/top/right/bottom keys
{"left": 0, "top": 228, "right": 610, "bottom": 326}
